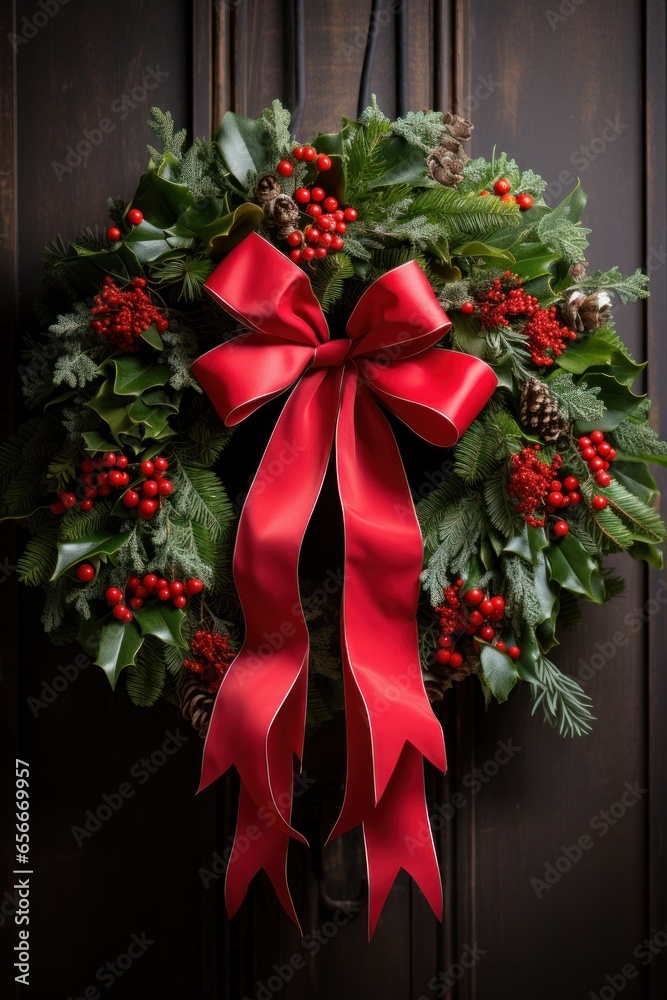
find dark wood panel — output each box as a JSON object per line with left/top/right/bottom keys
{"left": 466, "top": 2, "right": 651, "bottom": 997}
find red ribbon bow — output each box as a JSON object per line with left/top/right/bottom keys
{"left": 192, "top": 233, "right": 497, "bottom": 935}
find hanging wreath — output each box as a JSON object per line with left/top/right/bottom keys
{"left": 3, "top": 100, "right": 665, "bottom": 933}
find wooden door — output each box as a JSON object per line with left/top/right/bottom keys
{"left": 2, "top": 1, "right": 665, "bottom": 997}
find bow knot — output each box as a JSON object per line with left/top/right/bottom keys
{"left": 191, "top": 233, "right": 498, "bottom": 937}
{"left": 311, "top": 337, "right": 351, "bottom": 369}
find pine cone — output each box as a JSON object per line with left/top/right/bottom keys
{"left": 264, "top": 193, "right": 300, "bottom": 239}
{"left": 560, "top": 290, "right": 612, "bottom": 333}
{"left": 520, "top": 377, "right": 570, "bottom": 443}
{"left": 180, "top": 675, "right": 215, "bottom": 738}
{"left": 568, "top": 261, "right": 588, "bottom": 282}
{"left": 424, "top": 652, "right": 478, "bottom": 704}
{"left": 255, "top": 173, "right": 281, "bottom": 205}
{"left": 427, "top": 112, "right": 473, "bottom": 187}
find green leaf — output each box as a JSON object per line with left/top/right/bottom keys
{"left": 51, "top": 530, "right": 128, "bottom": 581}
{"left": 17, "top": 530, "right": 58, "bottom": 585}
{"left": 103, "top": 356, "right": 170, "bottom": 396}
{"left": 503, "top": 524, "right": 548, "bottom": 563}
{"left": 555, "top": 327, "right": 646, "bottom": 384}
{"left": 217, "top": 111, "right": 274, "bottom": 188}
{"left": 94, "top": 621, "right": 144, "bottom": 688}
{"left": 140, "top": 325, "right": 164, "bottom": 350}
{"left": 546, "top": 533, "right": 605, "bottom": 602}
{"left": 479, "top": 644, "right": 519, "bottom": 702}
{"left": 133, "top": 604, "right": 188, "bottom": 649}
{"left": 628, "top": 540, "right": 664, "bottom": 569}
{"left": 202, "top": 203, "right": 264, "bottom": 256}
{"left": 129, "top": 166, "right": 194, "bottom": 229}
{"left": 573, "top": 373, "right": 644, "bottom": 432}
{"left": 452, "top": 241, "right": 515, "bottom": 264}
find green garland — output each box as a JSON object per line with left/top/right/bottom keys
{"left": 2, "top": 99, "right": 664, "bottom": 736}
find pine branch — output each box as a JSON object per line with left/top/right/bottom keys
{"left": 525, "top": 654, "right": 594, "bottom": 737}
{"left": 310, "top": 253, "right": 354, "bottom": 310}
{"left": 546, "top": 371, "right": 605, "bottom": 423}
{"left": 572, "top": 266, "right": 649, "bottom": 304}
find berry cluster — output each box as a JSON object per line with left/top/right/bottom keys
{"left": 509, "top": 445, "right": 563, "bottom": 527}
{"left": 433, "top": 580, "right": 520, "bottom": 668}
{"left": 471, "top": 272, "right": 577, "bottom": 367}
{"left": 49, "top": 452, "right": 133, "bottom": 515}
{"left": 478, "top": 177, "right": 533, "bottom": 211}
{"left": 106, "top": 207, "right": 144, "bottom": 244}
{"left": 90, "top": 276, "right": 168, "bottom": 352}
{"left": 275, "top": 145, "right": 359, "bottom": 264}
{"left": 183, "top": 629, "right": 234, "bottom": 693}
{"left": 579, "top": 430, "right": 615, "bottom": 493}
{"left": 103, "top": 574, "right": 205, "bottom": 623}
{"left": 121, "top": 456, "right": 172, "bottom": 520}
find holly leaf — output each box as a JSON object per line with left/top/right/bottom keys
{"left": 628, "top": 540, "right": 664, "bottom": 569}
{"left": 201, "top": 203, "right": 265, "bottom": 256}
{"left": 217, "top": 111, "right": 273, "bottom": 188}
{"left": 133, "top": 604, "right": 188, "bottom": 649}
{"left": 140, "top": 325, "right": 164, "bottom": 351}
{"left": 452, "top": 241, "right": 516, "bottom": 264}
{"left": 51, "top": 530, "right": 128, "bottom": 581}
{"left": 503, "top": 524, "right": 548, "bottom": 563}
{"left": 94, "top": 621, "right": 144, "bottom": 688}
{"left": 102, "top": 357, "right": 170, "bottom": 396}
{"left": 130, "top": 165, "right": 194, "bottom": 228}
{"left": 546, "top": 533, "right": 605, "bottom": 602}
{"left": 479, "top": 644, "right": 519, "bottom": 702}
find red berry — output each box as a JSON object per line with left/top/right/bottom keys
{"left": 493, "top": 178, "right": 511, "bottom": 195}
{"left": 79, "top": 499, "right": 94, "bottom": 511}
{"left": 495, "top": 641, "right": 506, "bottom": 652}
{"left": 293, "top": 145, "right": 306, "bottom": 161}
{"left": 316, "top": 154, "right": 332, "bottom": 172}
{"left": 550, "top": 480, "right": 562, "bottom": 492}
{"left": 285, "top": 232, "right": 302, "bottom": 249}
{"left": 553, "top": 520, "right": 569, "bottom": 537}
{"left": 500, "top": 193, "right": 514, "bottom": 202}
{"left": 478, "top": 190, "right": 490, "bottom": 197}
{"left": 516, "top": 193, "right": 534, "bottom": 211}
{"left": 302, "top": 247, "right": 316, "bottom": 262}
{"left": 116, "top": 455, "right": 129, "bottom": 469}
{"left": 80, "top": 459, "right": 95, "bottom": 472}
{"left": 302, "top": 146, "right": 317, "bottom": 162}
{"left": 468, "top": 610, "right": 485, "bottom": 627}
{"left": 437, "top": 635, "right": 452, "bottom": 648}
{"left": 306, "top": 204, "right": 323, "bottom": 217}
{"left": 479, "top": 625, "right": 495, "bottom": 641}
{"left": 563, "top": 475, "right": 579, "bottom": 491}
{"left": 127, "top": 208, "right": 143, "bottom": 225}
{"left": 108, "top": 469, "right": 125, "bottom": 487}
{"left": 113, "top": 604, "right": 133, "bottom": 623}
{"left": 596, "top": 441, "right": 611, "bottom": 458}
{"left": 127, "top": 576, "right": 141, "bottom": 591}
{"left": 133, "top": 586, "right": 148, "bottom": 600}
{"left": 76, "top": 563, "right": 95, "bottom": 582}
{"left": 508, "top": 646, "right": 521, "bottom": 661}
{"left": 143, "top": 574, "right": 159, "bottom": 591}
{"left": 589, "top": 457, "right": 604, "bottom": 472}
{"left": 317, "top": 214, "right": 335, "bottom": 231}
{"left": 344, "top": 207, "right": 358, "bottom": 222}
{"left": 106, "top": 226, "right": 122, "bottom": 242}
{"left": 129, "top": 597, "right": 144, "bottom": 610}
{"left": 154, "top": 456, "right": 167, "bottom": 472}
{"left": 547, "top": 492, "right": 564, "bottom": 508}
{"left": 157, "top": 479, "right": 172, "bottom": 496}
{"left": 323, "top": 196, "right": 338, "bottom": 212}
{"left": 436, "top": 649, "right": 451, "bottom": 665}
{"left": 591, "top": 495, "right": 608, "bottom": 511}
{"left": 105, "top": 587, "right": 123, "bottom": 606}
{"left": 104, "top": 452, "right": 117, "bottom": 466}
{"left": 463, "top": 588, "right": 484, "bottom": 606}
{"left": 607, "top": 448, "right": 616, "bottom": 460}
{"left": 335, "top": 221, "right": 347, "bottom": 234}
{"left": 97, "top": 484, "right": 112, "bottom": 496}
{"left": 60, "top": 492, "right": 77, "bottom": 509}
{"left": 289, "top": 249, "right": 302, "bottom": 263}
{"left": 138, "top": 498, "right": 158, "bottom": 519}
{"left": 172, "top": 595, "right": 187, "bottom": 609}
{"left": 142, "top": 479, "right": 159, "bottom": 497}
{"left": 316, "top": 248, "right": 327, "bottom": 258}
{"left": 311, "top": 187, "right": 325, "bottom": 202}
{"left": 449, "top": 652, "right": 463, "bottom": 668}
{"left": 460, "top": 302, "right": 475, "bottom": 315}
{"left": 568, "top": 491, "right": 582, "bottom": 505}
{"left": 122, "top": 490, "right": 140, "bottom": 509}
{"left": 157, "top": 578, "right": 168, "bottom": 590}
{"left": 492, "top": 596, "right": 505, "bottom": 614}
{"left": 330, "top": 236, "right": 345, "bottom": 251}
{"left": 157, "top": 587, "right": 170, "bottom": 601}
{"left": 582, "top": 447, "right": 597, "bottom": 461}
{"left": 294, "top": 187, "right": 311, "bottom": 204}
{"left": 595, "top": 471, "right": 612, "bottom": 487}
{"left": 185, "top": 577, "right": 204, "bottom": 595}
{"left": 319, "top": 232, "right": 333, "bottom": 248}
{"left": 50, "top": 501, "right": 66, "bottom": 515}
{"left": 305, "top": 226, "right": 320, "bottom": 244}
{"left": 590, "top": 430, "right": 605, "bottom": 444}
{"left": 578, "top": 437, "right": 592, "bottom": 449}
{"left": 169, "top": 580, "right": 184, "bottom": 597}
{"left": 140, "top": 460, "right": 154, "bottom": 477}
{"left": 479, "top": 599, "right": 495, "bottom": 617}
{"left": 276, "top": 159, "right": 294, "bottom": 177}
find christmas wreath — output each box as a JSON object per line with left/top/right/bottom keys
{"left": 4, "top": 100, "right": 665, "bottom": 931}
